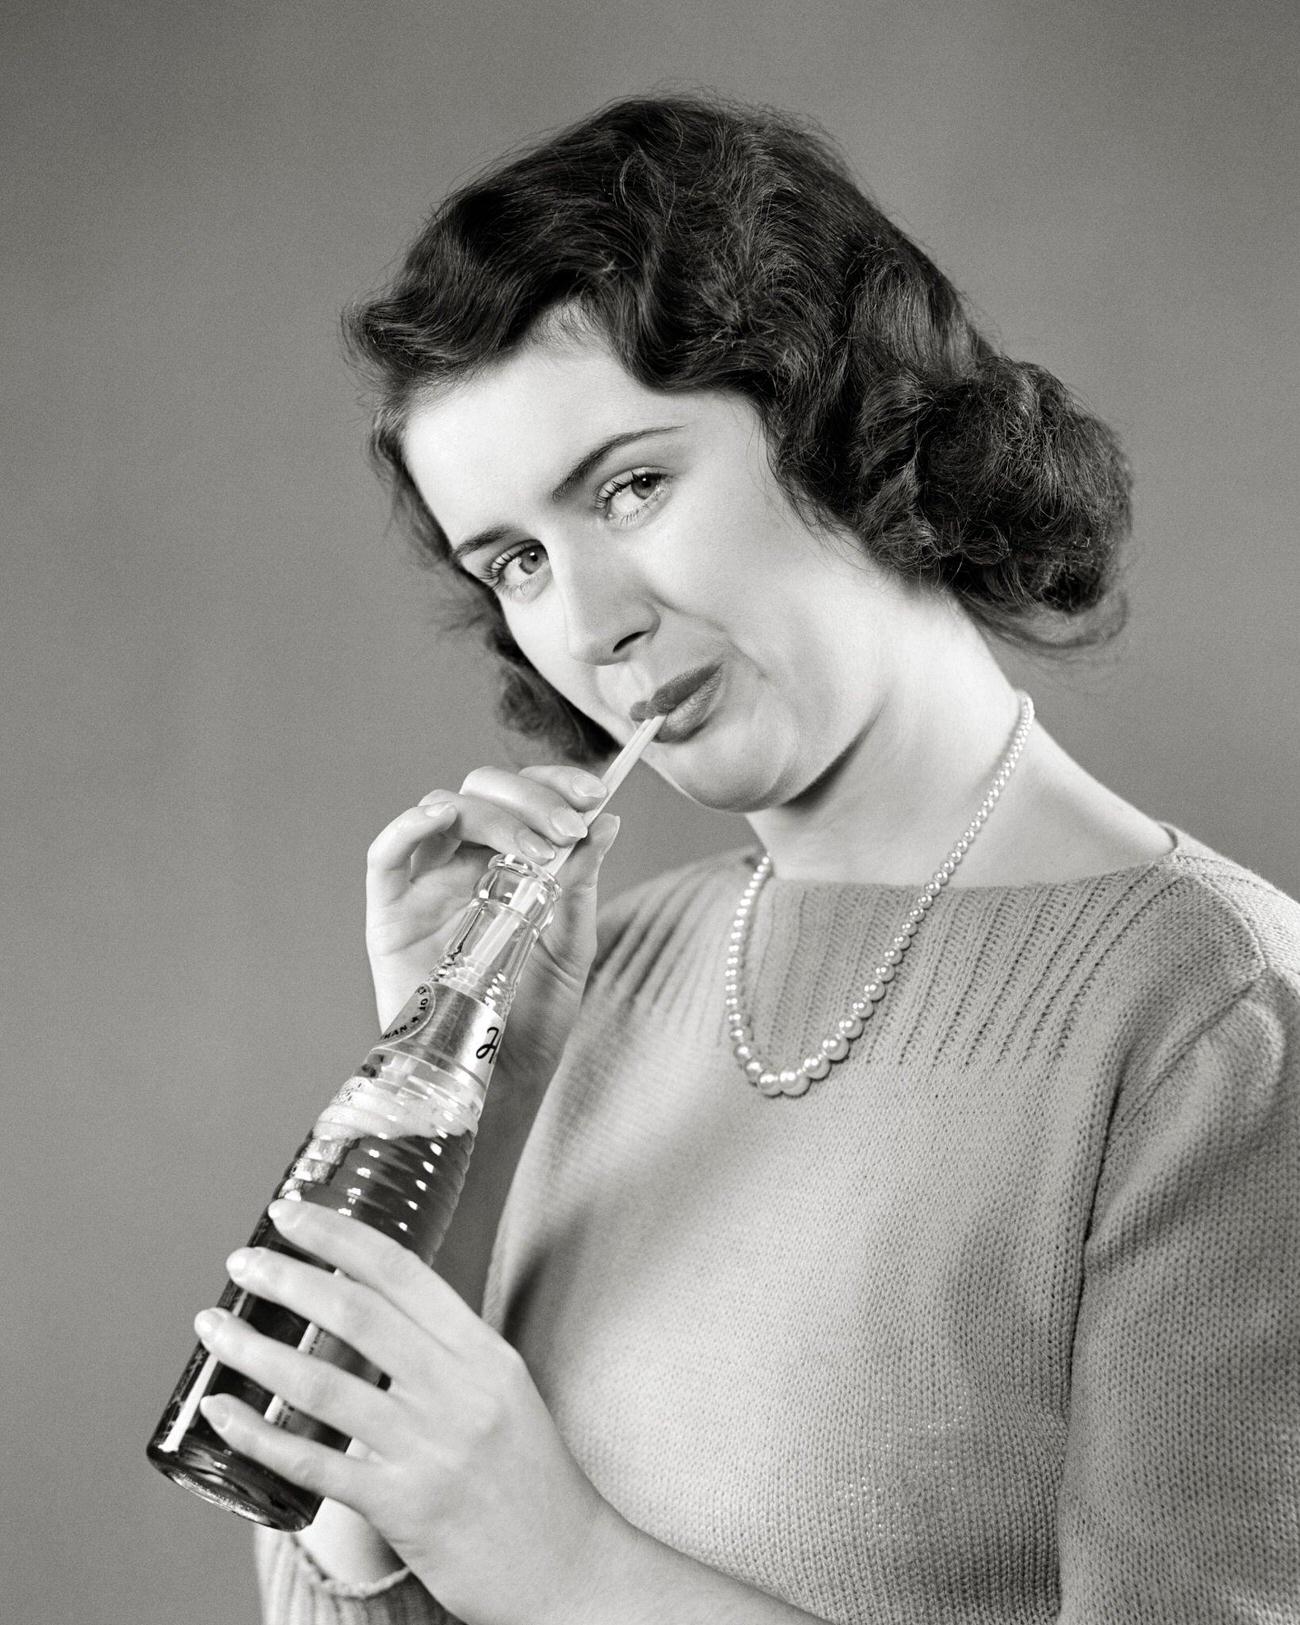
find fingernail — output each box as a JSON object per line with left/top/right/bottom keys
{"left": 570, "top": 773, "right": 606, "bottom": 800}
{"left": 268, "top": 1198, "right": 303, "bottom": 1230}
{"left": 551, "top": 808, "right": 588, "bottom": 841}
{"left": 594, "top": 815, "right": 621, "bottom": 852}
{"left": 194, "top": 1308, "right": 222, "bottom": 1340}
{"left": 225, "top": 1248, "right": 253, "bottom": 1278}
{"left": 422, "top": 803, "right": 455, "bottom": 822}
{"left": 200, "top": 1396, "right": 233, "bottom": 1429}
{"left": 519, "top": 831, "right": 556, "bottom": 861}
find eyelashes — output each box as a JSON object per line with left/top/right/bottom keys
{"left": 598, "top": 467, "right": 667, "bottom": 526}
{"left": 480, "top": 542, "right": 546, "bottom": 599}
{"left": 478, "top": 467, "right": 669, "bottom": 599}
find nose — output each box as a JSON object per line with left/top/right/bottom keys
{"left": 550, "top": 541, "right": 659, "bottom": 667}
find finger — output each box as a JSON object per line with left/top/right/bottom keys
{"left": 546, "top": 812, "right": 621, "bottom": 900}
{"left": 368, "top": 766, "right": 610, "bottom": 909}
{"left": 366, "top": 801, "right": 463, "bottom": 911}
{"left": 193, "top": 1304, "right": 405, "bottom": 1458}
{"left": 383, "top": 785, "right": 562, "bottom": 876}
{"left": 197, "top": 1390, "right": 380, "bottom": 1510}
{"left": 518, "top": 763, "right": 611, "bottom": 816}
{"left": 456, "top": 765, "right": 598, "bottom": 850}
{"left": 267, "top": 1200, "right": 493, "bottom": 1358}
{"left": 222, "top": 1244, "right": 427, "bottom": 1389}
{"left": 520, "top": 813, "right": 620, "bottom": 986}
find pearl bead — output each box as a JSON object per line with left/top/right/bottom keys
{"left": 758, "top": 1070, "right": 780, "bottom": 1092}
{"left": 866, "top": 982, "right": 885, "bottom": 1000}
{"left": 850, "top": 998, "right": 869, "bottom": 1016}
{"left": 838, "top": 1015, "right": 864, "bottom": 1039}
{"left": 778, "top": 1069, "right": 800, "bottom": 1087}
{"left": 780, "top": 1070, "right": 811, "bottom": 1096}
{"left": 876, "top": 965, "right": 895, "bottom": 982}
{"left": 744, "top": 1059, "right": 764, "bottom": 1081}
{"left": 803, "top": 1054, "right": 830, "bottom": 1079}
{"left": 883, "top": 947, "right": 902, "bottom": 966}
{"left": 821, "top": 1035, "right": 849, "bottom": 1060}
{"left": 734, "top": 1044, "right": 753, "bottom": 1061}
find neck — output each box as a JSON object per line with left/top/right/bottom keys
{"left": 746, "top": 611, "right": 1032, "bottom": 886}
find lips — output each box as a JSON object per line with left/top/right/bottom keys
{"left": 626, "top": 663, "right": 725, "bottom": 745}
{"left": 629, "top": 662, "right": 724, "bottom": 723}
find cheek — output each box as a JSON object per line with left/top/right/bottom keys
{"left": 504, "top": 611, "right": 619, "bottom": 723}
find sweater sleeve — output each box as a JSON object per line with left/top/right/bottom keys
{"left": 1057, "top": 971, "right": 1300, "bottom": 1622}
{"left": 253, "top": 1528, "right": 461, "bottom": 1625}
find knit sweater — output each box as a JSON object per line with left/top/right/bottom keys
{"left": 255, "top": 823, "right": 1300, "bottom": 1624}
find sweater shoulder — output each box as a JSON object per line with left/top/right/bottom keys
{"left": 1114, "top": 833, "right": 1300, "bottom": 990}
{"left": 1086, "top": 831, "right": 1300, "bottom": 1096}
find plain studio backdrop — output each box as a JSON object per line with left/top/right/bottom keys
{"left": 3, "top": 1, "right": 1296, "bottom": 1619}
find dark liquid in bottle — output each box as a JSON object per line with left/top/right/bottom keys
{"left": 147, "top": 1125, "right": 474, "bottom": 1529}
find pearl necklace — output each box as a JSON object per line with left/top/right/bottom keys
{"left": 726, "top": 693, "right": 1036, "bottom": 1097}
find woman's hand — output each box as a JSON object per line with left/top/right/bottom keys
{"left": 195, "top": 1200, "right": 619, "bottom": 1625}
{"left": 366, "top": 762, "right": 620, "bottom": 1083}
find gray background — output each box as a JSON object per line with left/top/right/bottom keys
{"left": 4, "top": 1, "right": 1296, "bottom": 1620}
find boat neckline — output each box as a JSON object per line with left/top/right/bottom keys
{"left": 736, "top": 821, "right": 1201, "bottom": 897}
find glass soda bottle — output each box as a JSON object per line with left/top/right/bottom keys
{"left": 147, "top": 852, "right": 559, "bottom": 1531}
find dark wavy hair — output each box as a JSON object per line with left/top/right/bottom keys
{"left": 344, "top": 92, "right": 1132, "bottom": 763}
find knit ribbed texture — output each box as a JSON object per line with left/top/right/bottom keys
{"left": 254, "top": 1527, "right": 437, "bottom": 1624}
{"left": 256, "top": 825, "right": 1300, "bottom": 1624}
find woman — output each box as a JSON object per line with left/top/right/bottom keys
{"left": 192, "top": 95, "right": 1300, "bottom": 1623}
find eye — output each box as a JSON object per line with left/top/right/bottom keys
{"left": 481, "top": 542, "right": 547, "bottom": 600}
{"left": 596, "top": 468, "right": 667, "bottom": 526}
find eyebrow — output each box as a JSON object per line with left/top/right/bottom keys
{"left": 446, "top": 424, "right": 687, "bottom": 567}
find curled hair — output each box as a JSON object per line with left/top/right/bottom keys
{"left": 345, "top": 92, "right": 1132, "bottom": 762}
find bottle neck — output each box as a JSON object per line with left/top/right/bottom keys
{"left": 433, "top": 854, "right": 559, "bottom": 1014}
{"left": 374, "top": 853, "right": 561, "bottom": 1089}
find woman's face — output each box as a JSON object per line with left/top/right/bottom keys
{"left": 401, "top": 322, "right": 924, "bottom": 812}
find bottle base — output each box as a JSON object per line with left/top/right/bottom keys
{"left": 148, "top": 1439, "right": 320, "bottom": 1531}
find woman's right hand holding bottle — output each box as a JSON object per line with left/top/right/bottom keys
{"left": 364, "top": 761, "right": 620, "bottom": 1088}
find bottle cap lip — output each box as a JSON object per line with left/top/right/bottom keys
{"left": 482, "top": 852, "right": 561, "bottom": 928}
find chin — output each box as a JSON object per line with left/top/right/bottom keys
{"left": 646, "top": 745, "right": 790, "bottom": 815}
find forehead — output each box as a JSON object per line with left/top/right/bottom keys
{"left": 401, "top": 327, "right": 684, "bottom": 515}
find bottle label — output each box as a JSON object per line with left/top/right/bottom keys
{"left": 382, "top": 983, "right": 436, "bottom": 1042}
{"left": 381, "top": 983, "right": 504, "bottom": 1087}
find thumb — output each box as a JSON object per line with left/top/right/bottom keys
{"left": 552, "top": 812, "right": 621, "bottom": 897}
